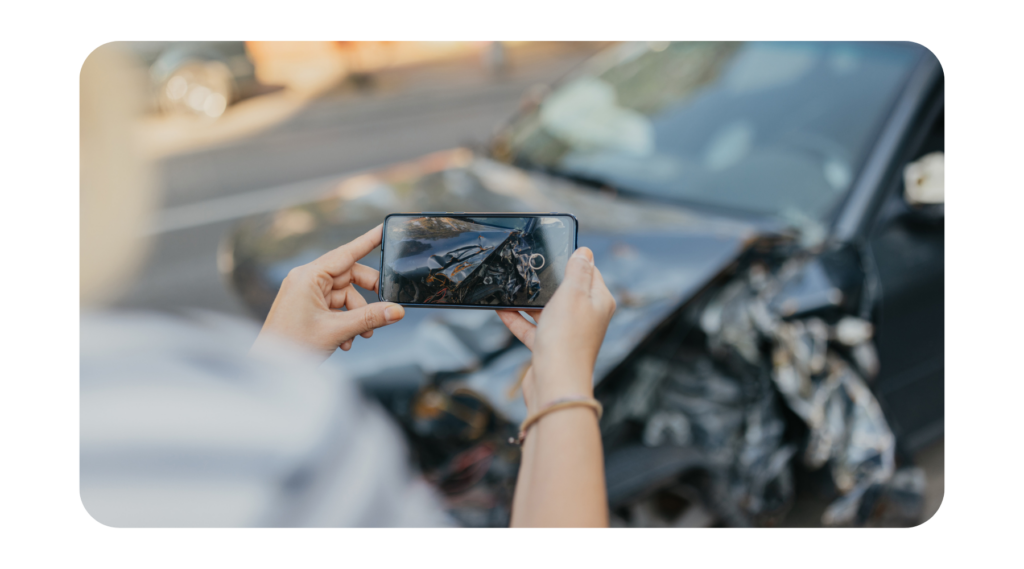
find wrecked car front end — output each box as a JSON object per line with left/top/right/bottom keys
{"left": 222, "top": 152, "right": 928, "bottom": 527}
{"left": 222, "top": 41, "right": 942, "bottom": 527}
{"left": 598, "top": 238, "right": 925, "bottom": 527}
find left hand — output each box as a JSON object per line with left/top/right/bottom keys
{"left": 251, "top": 224, "right": 405, "bottom": 362}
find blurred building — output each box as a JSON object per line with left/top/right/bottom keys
{"left": 247, "top": 41, "right": 494, "bottom": 94}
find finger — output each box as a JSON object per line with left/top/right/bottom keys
{"left": 341, "top": 288, "right": 375, "bottom": 339}
{"left": 328, "top": 285, "right": 370, "bottom": 312}
{"left": 591, "top": 264, "right": 610, "bottom": 300}
{"left": 522, "top": 309, "right": 543, "bottom": 324}
{"left": 334, "top": 263, "right": 379, "bottom": 291}
{"left": 328, "top": 286, "right": 353, "bottom": 309}
{"left": 573, "top": 246, "right": 594, "bottom": 263}
{"left": 591, "top": 265, "right": 617, "bottom": 316}
{"left": 496, "top": 310, "right": 537, "bottom": 349}
{"left": 343, "top": 286, "right": 369, "bottom": 310}
{"left": 344, "top": 263, "right": 380, "bottom": 292}
{"left": 333, "top": 301, "right": 404, "bottom": 341}
{"left": 340, "top": 340, "right": 353, "bottom": 351}
{"left": 316, "top": 224, "right": 383, "bottom": 277}
{"left": 560, "top": 247, "right": 595, "bottom": 295}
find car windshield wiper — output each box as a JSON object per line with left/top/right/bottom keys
{"left": 511, "top": 156, "right": 624, "bottom": 192}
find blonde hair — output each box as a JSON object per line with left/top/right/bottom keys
{"left": 80, "top": 43, "right": 156, "bottom": 307}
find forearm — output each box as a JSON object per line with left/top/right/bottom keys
{"left": 510, "top": 388, "right": 608, "bottom": 527}
{"left": 510, "top": 419, "right": 536, "bottom": 526}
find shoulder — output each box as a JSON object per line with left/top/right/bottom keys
{"left": 80, "top": 310, "right": 353, "bottom": 526}
{"left": 79, "top": 309, "right": 449, "bottom": 527}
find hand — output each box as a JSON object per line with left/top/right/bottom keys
{"left": 498, "top": 247, "right": 616, "bottom": 409}
{"left": 252, "top": 224, "right": 405, "bottom": 362}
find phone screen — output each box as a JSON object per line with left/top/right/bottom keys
{"left": 379, "top": 214, "right": 577, "bottom": 308}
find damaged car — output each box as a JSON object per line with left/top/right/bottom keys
{"left": 221, "top": 41, "right": 944, "bottom": 527}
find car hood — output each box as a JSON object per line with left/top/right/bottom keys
{"left": 225, "top": 149, "right": 762, "bottom": 421}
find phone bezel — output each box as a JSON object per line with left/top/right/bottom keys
{"left": 377, "top": 212, "right": 579, "bottom": 309}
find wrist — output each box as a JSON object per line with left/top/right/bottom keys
{"left": 532, "top": 366, "right": 594, "bottom": 407}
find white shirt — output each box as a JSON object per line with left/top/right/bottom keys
{"left": 80, "top": 310, "right": 451, "bottom": 527}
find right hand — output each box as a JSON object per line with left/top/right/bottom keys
{"left": 497, "top": 247, "right": 616, "bottom": 409}
{"left": 252, "top": 225, "right": 405, "bottom": 363}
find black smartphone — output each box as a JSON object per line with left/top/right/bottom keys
{"left": 378, "top": 213, "right": 579, "bottom": 309}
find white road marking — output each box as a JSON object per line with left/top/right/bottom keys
{"left": 150, "top": 166, "right": 382, "bottom": 235}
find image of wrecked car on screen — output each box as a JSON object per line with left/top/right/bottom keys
{"left": 381, "top": 215, "right": 574, "bottom": 307}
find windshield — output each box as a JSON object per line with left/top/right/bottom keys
{"left": 492, "top": 42, "right": 922, "bottom": 228}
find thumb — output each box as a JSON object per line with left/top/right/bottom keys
{"left": 333, "top": 302, "right": 405, "bottom": 341}
{"left": 561, "top": 247, "right": 595, "bottom": 295}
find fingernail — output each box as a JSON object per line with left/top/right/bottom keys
{"left": 572, "top": 247, "right": 593, "bottom": 263}
{"left": 384, "top": 304, "right": 404, "bottom": 323}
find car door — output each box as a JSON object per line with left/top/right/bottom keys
{"left": 865, "top": 83, "right": 944, "bottom": 453}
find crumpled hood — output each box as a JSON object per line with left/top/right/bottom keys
{"left": 225, "top": 149, "right": 761, "bottom": 421}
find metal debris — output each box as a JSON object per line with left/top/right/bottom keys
{"left": 698, "top": 257, "right": 920, "bottom": 526}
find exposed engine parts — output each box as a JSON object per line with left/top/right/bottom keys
{"left": 600, "top": 248, "right": 926, "bottom": 526}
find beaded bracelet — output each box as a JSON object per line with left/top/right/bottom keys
{"left": 510, "top": 396, "right": 603, "bottom": 445}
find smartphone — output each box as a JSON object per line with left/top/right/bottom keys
{"left": 378, "top": 213, "right": 579, "bottom": 309}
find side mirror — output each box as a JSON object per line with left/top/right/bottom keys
{"left": 903, "top": 151, "right": 944, "bottom": 222}
{"left": 904, "top": 151, "right": 944, "bottom": 205}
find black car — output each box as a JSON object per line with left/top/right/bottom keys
{"left": 222, "top": 41, "right": 943, "bottom": 527}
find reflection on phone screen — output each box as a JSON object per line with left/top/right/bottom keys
{"left": 381, "top": 215, "right": 575, "bottom": 307}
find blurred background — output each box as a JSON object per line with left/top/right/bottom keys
{"left": 116, "top": 41, "right": 601, "bottom": 317}
{"left": 105, "top": 39, "right": 942, "bottom": 528}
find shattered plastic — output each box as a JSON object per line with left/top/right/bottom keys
{"left": 598, "top": 246, "right": 925, "bottom": 527}
{"left": 697, "top": 256, "right": 918, "bottom": 526}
